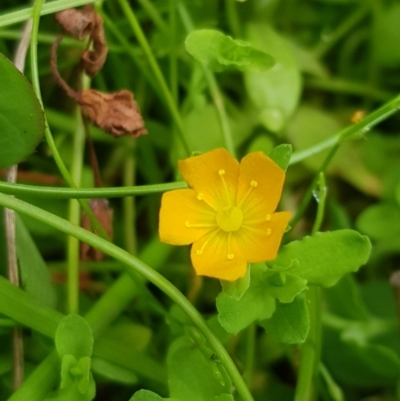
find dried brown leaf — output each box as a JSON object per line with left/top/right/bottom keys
{"left": 55, "top": 5, "right": 108, "bottom": 76}
{"left": 55, "top": 6, "right": 95, "bottom": 40}
{"left": 78, "top": 89, "right": 147, "bottom": 138}
{"left": 80, "top": 198, "right": 113, "bottom": 262}
{"left": 82, "top": 11, "right": 108, "bottom": 76}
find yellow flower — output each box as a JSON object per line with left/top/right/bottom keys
{"left": 159, "top": 148, "right": 291, "bottom": 281}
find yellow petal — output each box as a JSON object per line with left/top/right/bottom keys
{"left": 237, "top": 211, "right": 291, "bottom": 262}
{"left": 159, "top": 189, "right": 217, "bottom": 245}
{"left": 190, "top": 230, "right": 248, "bottom": 281}
{"left": 178, "top": 148, "right": 239, "bottom": 211}
{"left": 236, "top": 152, "right": 285, "bottom": 220}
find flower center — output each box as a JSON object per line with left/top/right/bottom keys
{"left": 216, "top": 206, "right": 243, "bottom": 232}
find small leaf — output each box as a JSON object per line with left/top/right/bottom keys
{"left": 259, "top": 293, "right": 309, "bottom": 344}
{"left": 217, "top": 264, "right": 276, "bottom": 334}
{"left": 167, "top": 336, "right": 232, "bottom": 401}
{"left": 268, "top": 144, "right": 292, "bottom": 171}
{"left": 266, "top": 271, "right": 308, "bottom": 303}
{"left": 185, "top": 29, "right": 274, "bottom": 72}
{"left": 220, "top": 267, "right": 250, "bottom": 300}
{"left": 129, "top": 389, "right": 180, "bottom": 401}
{"left": 55, "top": 314, "right": 94, "bottom": 359}
{"left": 0, "top": 53, "right": 45, "bottom": 168}
{"left": 269, "top": 230, "right": 371, "bottom": 287}
{"left": 16, "top": 215, "right": 57, "bottom": 308}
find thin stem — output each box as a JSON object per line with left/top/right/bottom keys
{"left": 123, "top": 145, "right": 137, "bottom": 255}
{"left": 67, "top": 109, "right": 86, "bottom": 314}
{"left": 294, "top": 173, "right": 327, "bottom": 401}
{"left": 169, "top": 0, "right": 178, "bottom": 103}
{"left": 0, "top": 192, "right": 254, "bottom": 401}
{"left": 29, "top": 0, "right": 109, "bottom": 240}
{"left": 312, "top": 4, "right": 369, "bottom": 59}
{"left": 177, "top": 2, "right": 236, "bottom": 156}
{"left": 289, "top": 92, "right": 400, "bottom": 165}
{"left": 0, "top": 181, "right": 188, "bottom": 199}
{"left": 0, "top": 0, "right": 97, "bottom": 28}
{"left": 137, "top": 0, "right": 169, "bottom": 34}
{"left": 117, "top": 0, "right": 192, "bottom": 156}
{"left": 290, "top": 145, "right": 339, "bottom": 228}
{"left": 225, "top": 0, "right": 240, "bottom": 37}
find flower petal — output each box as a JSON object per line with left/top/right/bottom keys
{"left": 237, "top": 211, "right": 291, "bottom": 262}
{"left": 178, "top": 148, "right": 240, "bottom": 211}
{"left": 236, "top": 152, "right": 285, "bottom": 219}
{"left": 159, "top": 189, "right": 217, "bottom": 245}
{"left": 191, "top": 230, "right": 248, "bottom": 281}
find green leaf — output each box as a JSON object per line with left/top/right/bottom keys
{"left": 259, "top": 293, "right": 309, "bottom": 344}
{"left": 0, "top": 53, "right": 45, "bottom": 168}
{"left": 185, "top": 29, "right": 274, "bottom": 72}
{"left": 220, "top": 267, "right": 250, "bottom": 300}
{"left": 217, "top": 264, "right": 276, "bottom": 334}
{"left": 268, "top": 144, "right": 292, "bottom": 171}
{"left": 211, "top": 395, "right": 235, "bottom": 401}
{"left": 55, "top": 315, "right": 94, "bottom": 359}
{"left": 129, "top": 389, "right": 180, "bottom": 401}
{"left": 167, "top": 336, "right": 232, "bottom": 401}
{"left": 324, "top": 274, "right": 369, "bottom": 321}
{"left": 16, "top": 214, "right": 57, "bottom": 308}
{"left": 244, "top": 24, "right": 301, "bottom": 132}
{"left": 269, "top": 230, "right": 371, "bottom": 287}
{"left": 266, "top": 271, "right": 308, "bottom": 303}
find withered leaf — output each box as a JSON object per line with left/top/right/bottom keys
{"left": 55, "top": 6, "right": 94, "bottom": 40}
{"left": 55, "top": 5, "right": 108, "bottom": 76}
{"left": 80, "top": 198, "right": 113, "bottom": 262}
{"left": 82, "top": 11, "right": 108, "bottom": 76}
{"left": 78, "top": 89, "right": 147, "bottom": 138}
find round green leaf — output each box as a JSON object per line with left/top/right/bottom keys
{"left": 55, "top": 314, "right": 94, "bottom": 359}
{"left": 0, "top": 53, "right": 45, "bottom": 168}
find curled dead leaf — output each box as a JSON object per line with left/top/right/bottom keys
{"left": 80, "top": 198, "right": 113, "bottom": 262}
{"left": 55, "top": 5, "right": 108, "bottom": 76}
{"left": 78, "top": 89, "right": 147, "bottom": 138}
{"left": 55, "top": 6, "right": 94, "bottom": 40}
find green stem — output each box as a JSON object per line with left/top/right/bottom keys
{"left": 117, "top": 0, "right": 192, "bottom": 156}
{"left": 0, "top": 181, "right": 188, "bottom": 199}
{"left": 295, "top": 286, "right": 321, "bottom": 401}
{"left": 294, "top": 173, "right": 327, "bottom": 401}
{"left": 29, "top": 0, "right": 109, "bottom": 240}
{"left": 289, "top": 92, "right": 400, "bottom": 165}
{"left": 67, "top": 110, "right": 86, "bottom": 314}
{"left": 123, "top": 146, "right": 137, "bottom": 255}
{"left": 177, "top": 2, "right": 236, "bottom": 156}
{"left": 0, "top": 193, "right": 254, "bottom": 401}
{"left": 0, "top": 0, "right": 96, "bottom": 28}
{"left": 225, "top": 0, "right": 241, "bottom": 37}
{"left": 137, "top": 0, "right": 169, "bottom": 34}
{"left": 243, "top": 323, "right": 256, "bottom": 388}
{"left": 312, "top": 4, "right": 369, "bottom": 59}
{"left": 290, "top": 145, "right": 338, "bottom": 228}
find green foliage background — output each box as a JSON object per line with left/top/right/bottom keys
{"left": 1, "top": 0, "right": 400, "bottom": 401}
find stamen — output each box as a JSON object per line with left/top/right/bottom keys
{"left": 238, "top": 180, "right": 258, "bottom": 208}
{"left": 218, "top": 168, "right": 231, "bottom": 205}
{"left": 194, "top": 229, "right": 220, "bottom": 256}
